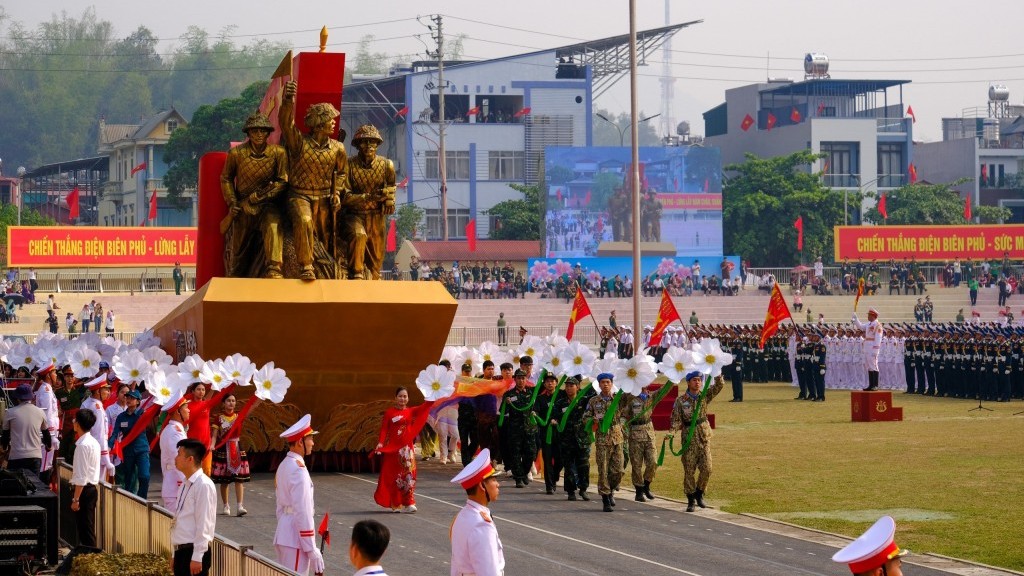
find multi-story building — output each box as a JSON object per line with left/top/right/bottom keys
{"left": 96, "top": 109, "right": 194, "bottom": 227}
{"left": 703, "top": 62, "right": 913, "bottom": 223}
{"left": 913, "top": 86, "right": 1024, "bottom": 222}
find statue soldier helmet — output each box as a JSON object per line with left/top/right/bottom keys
{"left": 304, "top": 102, "right": 341, "bottom": 131}
{"left": 352, "top": 124, "right": 384, "bottom": 145}
{"left": 243, "top": 112, "right": 274, "bottom": 133}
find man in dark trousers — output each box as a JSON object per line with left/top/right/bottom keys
{"left": 170, "top": 439, "right": 217, "bottom": 576}
{"left": 728, "top": 336, "right": 744, "bottom": 402}
{"left": 70, "top": 409, "right": 100, "bottom": 548}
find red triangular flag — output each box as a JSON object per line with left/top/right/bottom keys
{"left": 909, "top": 163, "right": 918, "bottom": 184}
{"left": 766, "top": 112, "right": 777, "bottom": 131}
{"left": 980, "top": 164, "right": 988, "bottom": 186}
{"left": 822, "top": 159, "right": 831, "bottom": 174}
{"left": 878, "top": 192, "right": 888, "bottom": 220}
{"left": 964, "top": 195, "right": 972, "bottom": 221}
{"left": 906, "top": 105, "right": 916, "bottom": 123}
{"left": 648, "top": 288, "right": 682, "bottom": 348}
{"left": 318, "top": 512, "right": 331, "bottom": 548}
{"left": 759, "top": 283, "right": 793, "bottom": 348}
{"left": 513, "top": 107, "right": 531, "bottom": 118}
{"left": 130, "top": 162, "right": 147, "bottom": 176}
{"left": 66, "top": 187, "right": 80, "bottom": 220}
{"left": 466, "top": 218, "right": 476, "bottom": 252}
{"left": 395, "top": 106, "right": 409, "bottom": 118}
{"left": 147, "top": 189, "right": 158, "bottom": 222}
{"left": 386, "top": 219, "right": 397, "bottom": 252}
{"left": 790, "top": 107, "right": 801, "bottom": 123}
{"left": 556, "top": 188, "right": 562, "bottom": 203}
{"left": 740, "top": 114, "right": 754, "bottom": 132}
{"left": 397, "top": 176, "right": 409, "bottom": 188}
{"left": 794, "top": 216, "right": 804, "bottom": 251}
{"left": 467, "top": 106, "right": 480, "bottom": 117}
{"left": 565, "top": 284, "right": 593, "bottom": 341}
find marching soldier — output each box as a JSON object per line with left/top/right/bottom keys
{"left": 622, "top": 386, "right": 657, "bottom": 502}
{"left": 554, "top": 377, "right": 592, "bottom": 501}
{"left": 274, "top": 415, "right": 324, "bottom": 576}
{"left": 500, "top": 369, "right": 538, "bottom": 488}
{"left": 584, "top": 373, "right": 625, "bottom": 512}
{"left": 669, "top": 371, "right": 725, "bottom": 512}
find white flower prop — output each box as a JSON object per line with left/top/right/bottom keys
{"left": 177, "top": 354, "right": 205, "bottom": 383}
{"left": 97, "top": 337, "right": 123, "bottom": 364}
{"left": 148, "top": 369, "right": 182, "bottom": 406}
{"left": 475, "top": 341, "right": 510, "bottom": 371}
{"left": 544, "top": 332, "right": 569, "bottom": 348}
{"left": 449, "top": 346, "right": 480, "bottom": 372}
{"left": 113, "top": 349, "right": 151, "bottom": 384}
{"left": 561, "top": 341, "right": 596, "bottom": 378}
{"left": 142, "top": 346, "right": 174, "bottom": 371}
{"left": 440, "top": 346, "right": 465, "bottom": 365}
{"left": 223, "top": 353, "right": 256, "bottom": 386}
{"left": 199, "top": 359, "right": 230, "bottom": 391}
{"left": 7, "top": 341, "right": 36, "bottom": 370}
{"left": 689, "top": 338, "right": 734, "bottom": 378}
{"left": 515, "top": 335, "right": 547, "bottom": 364}
{"left": 540, "top": 346, "right": 569, "bottom": 376}
{"left": 0, "top": 339, "right": 11, "bottom": 362}
{"left": 658, "top": 346, "right": 692, "bottom": 383}
{"left": 131, "top": 329, "right": 160, "bottom": 350}
{"left": 253, "top": 361, "right": 291, "bottom": 403}
{"left": 32, "top": 341, "right": 60, "bottom": 369}
{"left": 613, "top": 354, "right": 658, "bottom": 395}
{"left": 590, "top": 356, "right": 620, "bottom": 395}
{"left": 75, "top": 332, "right": 103, "bottom": 347}
{"left": 69, "top": 347, "right": 102, "bottom": 379}
{"left": 415, "top": 364, "right": 457, "bottom": 401}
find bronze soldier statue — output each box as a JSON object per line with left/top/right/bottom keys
{"left": 342, "top": 125, "right": 396, "bottom": 280}
{"left": 220, "top": 112, "right": 288, "bottom": 278}
{"left": 278, "top": 80, "right": 349, "bottom": 280}
{"left": 645, "top": 190, "right": 662, "bottom": 242}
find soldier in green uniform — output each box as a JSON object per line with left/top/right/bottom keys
{"left": 669, "top": 371, "right": 725, "bottom": 512}
{"left": 554, "top": 377, "right": 592, "bottom": 501}
{"left": 583, "top": 373, "right": 625, "bottom": 512}
{"left": 622, "top": 386, "right": 657, "bottom": 502}
{"left": 533, "top": 373, "right": 562, "bottom": 494}
{"left": 499, "top": 369, "right": 538, "bottom": 488}
{"left": 55, "top": 369, "right": 85, "bottom": 462}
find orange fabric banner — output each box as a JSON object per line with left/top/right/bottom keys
{"left": 566, "top": 285, "right": 593, "bottom": 340}
{"left": 759, "top": 283, "right": 792, "bottom": 349}
{"left": 648, "top": 288, "right": 682, "bottom": 348}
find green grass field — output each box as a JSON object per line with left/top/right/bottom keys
{"left": 648, "top": 384, "right": 1024, "bottom": 571}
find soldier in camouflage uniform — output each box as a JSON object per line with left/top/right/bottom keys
{"left": 583, "top": 373, "right": 625, "bottom": 512}
{"left": 554, "top": 377, "right": 592, "bottom": 501}
{"left": 500, "top": 369, "right": 538, "bottom": 488}
{"left": 622, "top": 386, "right": 657, "bottom": 502}
{"left": 343, "top": 124, "right": 396, "bottom": 280}
{"left": 669, "top": 371, "right": 725, "bottom": 512}
{"left": 220, "top": 112, "right": 288, "bottom": 278}
{"left": 279, "top": 80, "right": 349, "bottom": 280}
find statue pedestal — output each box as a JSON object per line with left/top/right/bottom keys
{"left": 152, "top": 277, "right": 457, "bottom": 471}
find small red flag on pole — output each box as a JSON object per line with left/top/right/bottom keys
{"left": 909, "top": 163, "right": 918, "bottom": 184}
{"left": 395, "top": 106, "right": 409, "bottom": 118}
{"left": 648, "top": 288, "right": 682, "bottom": 348}
{"left": 793, "top": 216, "right": 804, "bottom": 251}
{"left": 766, "top": 112, "right": 778, "bottom": 131}
{"left": 740, "top": 114, "right": 754, "bottom": 132}
{"left": 964, "top": 195, "right": 972, "bottom": 221}
{"left": 816, "top": 101, "right": 826, "bottom": 115}
{"left": 759, "top": 283, "right": 793, "bottom": 348}
{"left": 318, "top": 512, "right": 331, "bottom": 548}
{"left": 465, "top": 218, "right": 476, "bottom": 252}
{"left": 906, "top": 105, "right": 916, "bottom": 123}
{"left": 66, "top": 187, "right": 80, "bottom": 220}
{"left": 130, "top": 162, "right": 147, "bottom": 176}
{"left": 790, "top": 107, "right": 801, "bottom": 123}
{"left": 565, "top": 286, "right": 593, "bottom": 341}
{"left": 397, "top": 176, "right": 409, "bottom": 188}
{"left": 386, "top": 219, "right": 397, "bottom": 252}
{"left": 148, "top": 189, "right": 158, "bottom": 222}
{"left": 467, "top": 106, "right": 480, "bottom": 117}
{"left": 878, "top": 192, "right": 887, "bottom": 220}
{"left": 513, "top": 107, "right": 531, "bottom": 118}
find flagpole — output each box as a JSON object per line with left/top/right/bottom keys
{"left": 628, "top": 0, "right": 642, "bottom": 358}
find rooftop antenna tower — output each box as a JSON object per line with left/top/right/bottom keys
{"left": 658, "top": 0, "right": 675, "bottom": 141}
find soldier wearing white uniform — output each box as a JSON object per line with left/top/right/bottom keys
{"left": 274, "top": 414, "right": 324, "bottom": 576}
{"left": 159, "top": 390, "right": 189, "bottom": 510}
{"left": 852, "top": 308, "right": 884, "bottom": 391}
{"left": 831, "top": 515, "right": 908, "bottom": 576}
{"left": 450, "top": 448, "right": 504, "bottom": 576}
{"left": 33, "top": 363, "right": 60, "bottom": 475}
{"left": 81, "top": 374, "right": 116, "bottom": 480}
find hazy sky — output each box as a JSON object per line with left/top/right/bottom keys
{"left": 6, "top": 0, "right": 1024, "bottom": 142}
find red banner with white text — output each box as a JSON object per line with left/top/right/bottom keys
{"left": 834, "top": 225, "right": 1024, "bottom": 262}
{"left": 6, "top": 226, "right": 198, "bottom": 267}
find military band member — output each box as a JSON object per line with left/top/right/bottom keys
{"left": 852, "top": 308, "right": 883, "bottom": 391}
{"left": 831, "top": 516, "right": 908, "bottom": 576}
{"left": 274, "top": 415, "right": 324, "bottom": 575}
{"left": 450, "top": 448, "right": 504, "bottom": 576}
{"left": 159, "top": 389, "right": 189, "bottom": 510}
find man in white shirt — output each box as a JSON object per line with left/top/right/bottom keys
{"left": 349, "top": 520, "right": 391, "bottom": 576}
{"left": 170, "top": 438, "right": 217, "bottom": 576}
{"left": 160, "top": 391, "right": 190, "bottom": 510}
{"left": 70, "top": 409, "right": 101, "bottom": 548}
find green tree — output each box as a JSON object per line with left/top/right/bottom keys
{"left": 162, "top": 80, "right": 268, "bottom": 205}
{"left": 0, "top": 203, "right": 56, "bottom": 259}
{"left": 592, "top": 108, "right": 660, "bottom": 147}
{"left": 723, "top": 150, "right": 843, "bottom": 266}
{"left": 862, "top": 181, "right": 1010, "bottom": 225}
{"left": 384, "top": 203, "right": 425, "bottom": 268}
{"left": 487, "top": 183, "right": 542, "bottom": 241}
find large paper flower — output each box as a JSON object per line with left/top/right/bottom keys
{"left": 148, "top": 369, "right": 183, "bottom": 406}
{"left": 32, "top": 340, "right": 63, "bottom": 369}
{"left": 177, "top": 354, "right": 205, "bottom": 383}
{"left": 475, "top": 341, "right": 510, "bottom": 371}
{"left": 0, "top": 339, "right": 12, "bottom": 363}
{"left": 544, "top": 333, "right": 569, "bottom": 348}
{"left": 658, "top": 346, "right": 692, "bottom": 383}
{"left": 689, "top": 338, "right": 734, "bottom": 378}
{"left": 613, "top": 354, "right": 657, "bottom": 395}
{"left": 7, "top": 341, "right": 36, "bottom": 370}
{"left": 69, "top": 346, "right": 102, "bottom": 379}
{"left": 515, "top": 335, "right": 547, "bottom": 364}
{"left": 253, "top": 362, "right": 291, "bottom": 403}
{"left": 199, "top": 359, "right": 230, "bottom": 390}
{"left": 560, "top": 341, "right": 596, "bottom": 378}
{"left": 113, "top": 349, "right": 151, "bottom": 384}
{"left": 415, "top": 364, "right": 457, "bottom": 401}
{"left": 131, "top": 329, "right": 160, "bottom": 350}
{"left": 97, "top": 337, "right": 123, "bottom": 364}
{"left": 222, "top": 353, "right": 256, "bottom": 386}
{"left": 141, "top": 346, "right": 174, "bottom": 371}
{"left": 540, "top": 345, "right": 569, "bottom": 376}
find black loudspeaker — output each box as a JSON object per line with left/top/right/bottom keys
{"left": 54, "top": 545, "right": 103, "bottom": 575}
{"left": 0, "top": 505, "right": 46, "bottom": 566}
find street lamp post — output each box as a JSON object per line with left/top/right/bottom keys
{"left": 16, "top": 166, "right": 26, "bottom": 226}
{"left": 595, "top": 112, "right": 660, "bottom": 146}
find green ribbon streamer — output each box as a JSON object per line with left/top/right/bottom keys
{"left": 499, "top": 369, "right": 547, "bottom": 427}
{"left": 624, "top": 381, "right": 676, "bottom": 428}
{"left": 542, "top": 375, "right": 566, "bottom": 445}
{"left": 556, "top": 388, "right": 588, "bottom": 433}
{"left": 599, "top": 391, "right": 624, "bottom": 434}
{"left": 656, "top": 375, "right": 711, "bottom": 466}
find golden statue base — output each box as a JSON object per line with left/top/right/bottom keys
{"left": 596, "top": 241, "right": 678, "bottom": 257}
{"left": 152, "top": 277, "right": 457, "bottom": 471}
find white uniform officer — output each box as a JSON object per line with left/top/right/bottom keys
{"left": 274, "top": 414, "right": 324, "bottom": 576}
{"left": 450, "top": 448, "right": 504, "bottom": 576}
{"left": 853, "top": 308, "right": 884, "bottom": 390}
{"left": 831, "top": 515, "right": 908, "bottom": 575}
{"left": 159, "top": 389, "right": 189, "bottom": 510}
{"left": 34, "top": 362, "right": 60, "bottom": 474}
{"left": 81, "top": 374, "right": 116, "bottom": 480}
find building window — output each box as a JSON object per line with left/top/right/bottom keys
{"left": 166, "top": 120, "right": 179, "bottom": 133}
{"left": 424, "top": 151, "right": 471, "bottom": 180}
{"left": 425, "top": 208, "right": 470, "bottom": 240}
{"left": 488, "top": 151, "right": 524, "bottom": 180}
{"left": 821, "top": 142, "right": 859, "bottom": 187}
{"left": 877, "top": 143, "right": 904, "bottom": 187}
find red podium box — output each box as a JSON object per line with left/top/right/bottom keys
{"left": 649, "top": 383, "right": 715, "bottom": 430}
{"left": 851, "top": 390, "right": 903, "bottom": 422}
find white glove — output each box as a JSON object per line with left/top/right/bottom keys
{"left": 51, "top": 435, "right": 60, "bottom": 450}
{"left": 309, "top": 548, "right": 325, "bottom": 575}
{"left": 851, "top": 313, "right": 858, "bottom": 322}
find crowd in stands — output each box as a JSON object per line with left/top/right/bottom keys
{"left": 401, "top": 258, "right": 527, "bottom": 300}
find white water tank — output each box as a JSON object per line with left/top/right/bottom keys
{"left": 989, "top": 84, "right": 1010, "bottom": 101}
{"left": 804, "top": 53, "right": 830, "bottom": 77}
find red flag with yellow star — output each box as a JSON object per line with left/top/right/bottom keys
{"left": 648, "top": 288, "right": 682, "bottom": 348}
{"left": 759, "top": 283, "right": 793, "bottom": 349}
{"left": 565, "top": 286, "right": 592, "bottom": 341}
